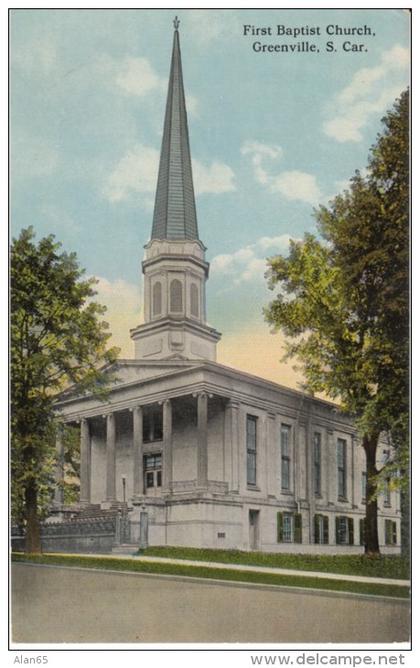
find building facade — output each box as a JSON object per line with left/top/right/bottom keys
{"left": 52, "top": 21, "right": 400, "bottom": 554}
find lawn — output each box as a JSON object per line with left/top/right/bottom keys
{"left": 12, "top": 552, "right": 409, "bottom": 599}
{"left": 142, "top": 545, "right": 410, "bottom": 580}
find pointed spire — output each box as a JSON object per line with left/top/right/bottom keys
{"left": 151, "top": 19, "right": 199, "bottom": 241}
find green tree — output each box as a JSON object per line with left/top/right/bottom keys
{"left": 265, "top": 90, "right": 409, "bottom": 555}
{"left": 11, "top": 227, "right": 119, "bottom": 553}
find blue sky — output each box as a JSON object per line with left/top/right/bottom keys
{"left": 10, "top": 8, "right": 410, "bottom": 385}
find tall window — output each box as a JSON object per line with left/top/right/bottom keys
{"left": 361, "top": 471, "right": 367, "bottom": 503}
{"left": 152, "top": 281, "right": 162, "bottom": 316}
{"left": 281, "top": 424, "right": 291, "bottom": 491}
{"left": 170, "top": 279, "right": 183, "bottom": 312}
{"left": 143, "top": 408, "right": 163, "bottom": 443}
{"left": 335, "top": 515, "right": 354, "bottom": 545}
{"left": 190, "top": 283, "right": 199, "bottom": 317}
{"left": 337, "top": 438, "right": 347, "bottom": 499}
{"left": 385, "top": 519, "right": 397, "bottom": 545}
{"left": 277, "top": 512, "right": 302, "bottom": 543}
{"left": 313, "top": 432, "right": 322, "bottom": 496}
{"left": 314, "top": 514, "right": 329, "bottom": 544}
{"left": 246, "top": 415, "right": 257, "bottom": 486}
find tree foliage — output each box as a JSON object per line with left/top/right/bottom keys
{"left": 11, "top": 227, "right": 119, "bottom": 551}
{"left": 265, "top": 90, "right": 409, "bottom": 554}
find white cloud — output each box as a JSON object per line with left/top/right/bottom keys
{"left": 271, "top": 170, "right": 322, "bottom": 205}
{"left": 184, "top": 10, "right": 237, "bottom": 44}
{"left": 115, "top": 57, "right": 165, "bottom": 97}
{"left": 241, "top": 140, "right": 283, "bottom": 185}
{"left": 323, "top": 45, "right": 409, "bottom": 143}
{"left": 241, "top": 140, "right": 321, "bottom": 204}
{"left": 186, "top": 94, "right": 199, "bottom": 118}
{"left": 256, "top": 235, "right": 296, "bottom": 252}
{"left": 211, "top": 234, "right": 297, "bottom": 285}
{"left": 103, "top": 144, "right": 159, "bottom": 203}
{"left": 192, "top": 159, "right": 236, "bottom": 194}
{"left": 112, "top": 57, "right": 198, "bottom": 118}
{"left": 103, "top": 144, "right": 235, "bottom": 202}
{"left": 94, "top": 276, "right": 142, "bottom": 357}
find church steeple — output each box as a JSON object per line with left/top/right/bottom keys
{"left": 130, "top": 19, "right": 221, "bottom": 361}
{"left": 151, "top": 18, "right": 199, "bottom": 241}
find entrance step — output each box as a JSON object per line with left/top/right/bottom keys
{"left": 111, "top": 544, "right": 139, "bottom": 556}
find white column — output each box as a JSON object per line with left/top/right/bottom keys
{"left": 327, "top": 429, "right": 335, "bottom": 504}
{"left": 162, "top": 399, "right": 172, "bottom": 492}
{"left": 54, "top": 426, "right": 65, "bottom": 506}
{"left": 229, "top": 400, "right": 240, "bottom": 492}
{"left": 306, "top": 421, "right": 314, "bottom": 543}
{"left": 105, "top": 413, "right": 116, "bottom": 502}
{"left": 267, "top": 413, "right": 277, "bottom": 497}
{"left": 260, "top": 413, "right": 267, "bottom": 495}
{"left": 298, "top": 423, "right": 307, "bottom": 500}
{"left": 132, "top": 406, "right": 144, "bottom": 497}
{"left": 223, "top": 401, "right": 231, "bottom": 486}
{"left": 80, "top": 418, "right": 91, "bottom": 505}
{"left": 321, "top": 427, "right": 329, "bottom": 501}
{"left": 351, "top": 435, "right": 356, "bottom": 507}
{"left": 197, "top": 392, "right": 208, "bottom": 487}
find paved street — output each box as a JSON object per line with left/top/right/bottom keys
{"left": 12, "top": 563, "right": 410, "bottom": 644}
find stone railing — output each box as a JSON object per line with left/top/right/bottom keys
{"left": 171, "top": 479, "right": 229, "bottom": 494}
{"left": 42, "top": 515, "right": 117, "bottom": 537}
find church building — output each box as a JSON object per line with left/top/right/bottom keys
{"left": 51, "top": 21, "right": 400, "bottom": 554}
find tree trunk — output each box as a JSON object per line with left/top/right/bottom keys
{"left": 24, "top": 481, "right": 42, "bottom": 554}
{"left": 362, "top": 432, "right": 380, "bottom": 556}
{"left": 400, "top": 484, "right": 410, "bottom": 558}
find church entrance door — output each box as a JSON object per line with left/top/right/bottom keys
{"left": 144, "top": 452, "right": 162, "bottom": 497}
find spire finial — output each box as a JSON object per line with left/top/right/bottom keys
{"left": 173, "top": 16, "right": 180, "bottom": 31}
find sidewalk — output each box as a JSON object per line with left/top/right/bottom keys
{"left": 74, "top": 552, "right": 410, "bottom": 587}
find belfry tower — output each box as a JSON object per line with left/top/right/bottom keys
{"left": 130, "top": 18, "right": 221, "bottom": 361}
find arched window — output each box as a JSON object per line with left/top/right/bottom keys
{"left": 152, "top": 281, "right": 162, "bottom": 316}
{"left": 170, "top": 279, "right": 183, "bottom": 313}
{"left": 190, "top": 283, "right": 199, "bottom": 317}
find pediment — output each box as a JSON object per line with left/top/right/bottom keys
{"left": 110, "top": 358, "right": 200, "bottom": 385}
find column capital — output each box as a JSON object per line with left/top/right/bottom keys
{"left": 193, "top": 391, "right": 212, "bottom": 399}
{"left": 267, "top": 411, "right": 276, "bottom": 421}
{"left": 227, "top": 399, "right": 240, "bottom": 410}
{"left": 158, "top": 398, "right": 172, "bottom": 406}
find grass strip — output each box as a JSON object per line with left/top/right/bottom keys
{"left": 12, "top": 553, "right": 409, "bottom": 599}
{"left": 142, "top": 545, "right": 410, "bottom": 580}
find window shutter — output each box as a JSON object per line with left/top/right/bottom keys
{"left": 392, "top": 521, "right": 397, "bottom": 545}
{"left": 348, "top": 517, "right": 354, "bottom": 545}
{"left": 323, "top": 516, "right": 329, "bottom": 545}
{"left": 335, "top": 517, "right": 340, "bottom": 544}
{"left": 314, "top": 514, "right": 320, "bottom": 544}
{"left": 277, "top": 512, "right": 283, "bottom": 543}
{"left": 294, "top": 513, "right": 302, "bottom": 543}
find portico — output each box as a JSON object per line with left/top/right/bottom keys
{"left": 60, "top": 385, "right": 233, "bottom": 509}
